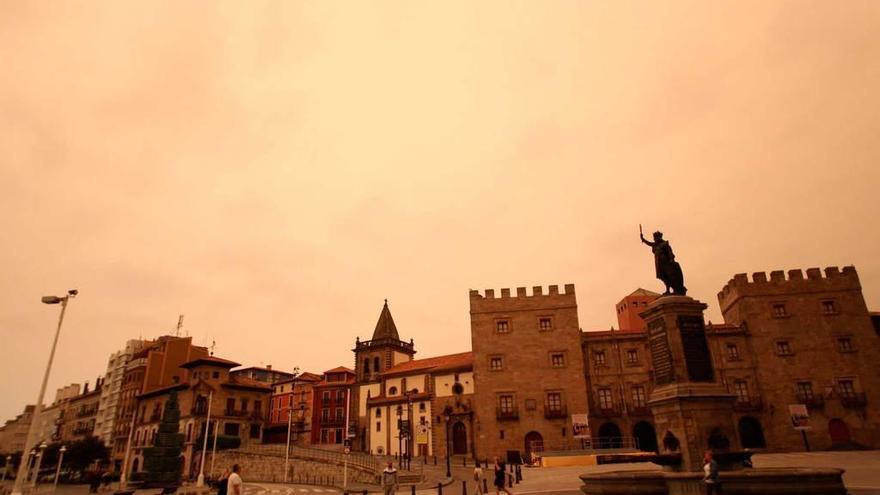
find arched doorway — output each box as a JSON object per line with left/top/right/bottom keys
{"left": 598, "top": 422, "right": 622, "bottom": 449}
{"left": 452, "top": 421, "right": 468, "bottom": 455}
{"left": 707, "top": 427, "right": 731, "bottom": 451}
{"left": 131, "top": 458, "right": 139, "bottom": 473}
{"left": 633, "top": 422, "right": 658, "bottom": 452}
{"left": 524, "top": 431, "right": 543, "bottom": 462}
{"left": 828, "top": 419, "right": 851, "bottom": 446}
{"left": 738, "top": 416, "right": 766, "bottom": 449}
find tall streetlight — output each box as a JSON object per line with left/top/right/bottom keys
{"left": 443, "top": 414, "right": 452, "bottom": 478}
{"left": 283, "top": 406, "right": 292, "bottom": 483}
{"left": 11, "top": 289, "right": 77, "bottom": 495}
{"left": 2, "top": 455, "right": 12, "bottom": 483}
{"left": 209, "top": 419, "right": 219, "bottom": 478}
{"left": 31, "top": 443, "right": 47, "bottom": 487}
{"left": 196, "top": 391, "right": 213, "bottom": 487}
{"left": 53, "top": 445, "right": 67, "bottom": 493}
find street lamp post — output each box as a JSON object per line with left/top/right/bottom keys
{"left": 2, "top": 455, "right": 12, "bottom": 483}
{"left": 283, "top": 407, "right": 292, "bottom": 483}
{"left": 196, "top": 391, "right": 213, "bottom": 487}
{"left": 11, "top": 289, "right": 77, "bottom": 495}
{"left": 396, "top": 407, "right": 402, "bottom": 464}
{"left": 209, "top": 420, "right": 219, "bottom": 478}
{"left": 53, "top": 445, "right": 67, "bottom": 492}
{"left": 118, "top": 409, "right": 137, "bottom": 491}
{"left": 31, "top": 443, "right": 47, "bottom": 487}
{"left": 25, "top": 450, "right": 36, "bottom": 485}
{"left": 443, "top": 415, "right": 452, "bottom": 478}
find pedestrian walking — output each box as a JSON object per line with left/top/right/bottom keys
{"left": 702, "top": 451, "right": 721, "bottom": 495}
{"left": 381, "top": 461, "right": 399, "bottom": 495}
{"left": 227, "top": 465, "right": 243, "bottom": 495}
{"left": 493, "top": 457, "right": 513, "bottom": 495}
{"left": 473, "top": 464, "right": 485, "bottom": 494}
{"left": 217, "top": 468, "right": 230, "bottom": 495}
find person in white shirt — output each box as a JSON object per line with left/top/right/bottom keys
{"left": 381, "top": 461, "right": 399, "bottom": 495}
{"left": 227, "top": 464, "right": 243, "bottom": 495}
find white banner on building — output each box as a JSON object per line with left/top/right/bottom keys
{"left": 572, "top": 413, "right": 590, "bottom": 438}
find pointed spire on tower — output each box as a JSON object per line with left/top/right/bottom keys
{"left": 372, "top": 299, "right": 400, "bottom": 341}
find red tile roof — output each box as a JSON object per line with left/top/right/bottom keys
{"left": 225, "top": 375, "right": 273, "bottom": 391}
{"left": 381, "top": 352, "right": 472, "bottom": 377}
{"left": 180, "top": 356, "right": 241, "bottom": 369}
{"left": 325, "top": 366, "right": 355, "bottom": 374}
{"left": 272, "top": 371, "right": 323, "bottom": 386}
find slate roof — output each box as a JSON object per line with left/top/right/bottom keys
{"left": 380, "top": 351, "right": 473, "bottom": 377}
{"left": 372, "top": 300, "right": 400, "bottom": 341}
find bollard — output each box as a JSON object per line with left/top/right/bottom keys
{"left": 508, "top": 471, "right": 513, "bottom": 488}
{"left": 516, "top": 465, "right": 522, "bottom": 483}
{"left": 412, "top": 485, "right": 416, "bottom": 495}
{"left": 363, "top": 491, "right": 368, "bottom": 495}
{"left": 461, "top": 480, "right": 467, "bottom": 495}
{"left": 482, "top": 478, "right": 488, "bottom": 493}
{"left": 438, "top": 481, "right": 443, "bottom": 495}
{"left": 463, "top": 457, "right": 466, "bottom": 467}
{"left": 434, "top": 455, "right": 437, "bottom": 465}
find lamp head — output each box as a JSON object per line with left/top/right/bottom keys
{"left": 41, "top": 296, "right": 63, "bottom": 305}
{"left": 59, "top": 446, "right": 67, "bottom": 453}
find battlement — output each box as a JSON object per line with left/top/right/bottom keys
{"left": 469, "top": 284, "right": 575, "bottom": 300}
{"left": 469, "top": 284, "right": 577, "bottom": 312}
{"left": 717, "top": 266, "right": 860, "bottom": 310}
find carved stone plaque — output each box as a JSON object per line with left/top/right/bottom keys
{"left": 678, "top": 315, "right": 714, "bottom": 382}
{"left": 648, "top": 318, "right": 674, "bottom": 385}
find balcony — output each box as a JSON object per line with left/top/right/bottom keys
{"left": 796, "top": 393, "right": 825, "bottom": 409}
{"left": 840, "top": 393, "right": 867, "bottom": 408}
{"left": 496, "top": 408, "right": 519, "bottom": 421}
{"left": 225, "top": 409, "right": 248, "bottom": 417}
{"left": 628, "top": 405, "right": 652, "bottom": 416}
{"left": 592, "top": 405, "right": 622, "bottom": 418}
{"left": 733, "top": 396, "right": 763, "bottom": 412}
{"left": 322, "top": 417, "right": 346, "bottom": 427}
{"left": 250, "top": 410, "right": 265, "bottom": 421}
{"left": 191, "top": 407, "right": 208, "bottom": 416}
{"left": 543, "top": 405, "right": 568, "bottom": 419}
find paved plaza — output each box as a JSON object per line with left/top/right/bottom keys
{"left": 4, "top": 451, "right": 880, "bottom": 495}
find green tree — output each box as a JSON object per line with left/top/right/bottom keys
{"left": 64, "top": 436, "right": 109, "bottom": 472}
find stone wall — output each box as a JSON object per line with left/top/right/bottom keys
{"left": 210, "top": 450, "right": 378, "bottom": 486}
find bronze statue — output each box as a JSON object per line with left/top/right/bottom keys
{"left": 640, "top": 225, "right": 687, "bottom": 295}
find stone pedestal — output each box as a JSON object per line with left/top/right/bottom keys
{"left": 640, "top": 296, "right": 738, "bottom": 471}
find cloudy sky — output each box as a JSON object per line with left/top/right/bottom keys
{"left": 2, "top": 1, "right": 879, "bottom": 422}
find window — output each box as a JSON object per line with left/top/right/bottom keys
{"left": 489, "top": 357, "right": 504, "bottom": 371}
{"left": 375, "top": 408, "right": 382, "bottom": 418}
{"left": 336, "top": 390, "right": 346, "bottom": 402}
{"left": 500, "top": 430, "right": 504, "bottom": 439}
{"left": 212, "top": 371, "right": 219, "bottom": 379}
{"left": 388, "top": 386, "right": 398, "bottom": 395}
{"left": 335, "top": 407, "right": 344, "bottom": 421}
{"left": 240, "top": 399, "right": 249, "bottom": 411}
{"left": 376, "top": 421, "right": 381, "bottom": 432}
{"left": 797, "top": 382, "right": 814, "bottom": 400}
{"left": 772, "top": 303, "right": 788, "bottom": 318}
{"left": 226, "top": 398, "right": 235, "bottom": 414}
{"left": 838, "top": 380, "right": 856, "bottom": 398}
{"left": 419, "top": 402, "right": 426, "bottom": 412}
{"left": 837, "top": 337, "right": 854, "bottom": 352}
{"left": 321, "top": 408, "right": 329, "bottom": 422}
{"left": 320, "top": 429, "right": 329, "bottom": 443}
{"left": 322, "top": 391, "right": 331, "bottom": 404}
{"left": 594, "top": 351, "right": 607, "bottom": 366}
{"left": 822, "top": 300, "right": 837, "bottom": 315}
{"left": 498, "top": 395, "right": 515, "bottom": 413}
{"left": 496, "top": 319, "right": 510, "bottom": 333}
{"left": 254, "top": 400, "right": 262, "bottom": 414}
{"left": 224, "top": 423, "right": 240, "bottom": 436}
{"left": 626, "top": 349, "right": 639, "bottom": 364}
{"left": 597, "top": 388, "right": 613, "bottom": 410}
{"left": 373, "top": 357, "right": 380, "bottom": 373}
{"left": 249, "top": 424, "right": 261, "bottom": 439}
{"left": 734, "top": 381, "right": 749, "bottom": 402}
{"left": 546, "top": 392, "right": 562, "bottom": 412}
{"left": 538, "top": 317, "right": 553, "bottom": 331}
{"left": 775, "top": 341, "right": 792, "bottom": 355}
{"left": 631, "top": 386, "right": 647, "bottom": 408}
{"left": 550, "top": 353, "right": 565, "bottom": 368}
{"left": 726, "top": 344, "right": 740, "bottom": 361}
{"left": 335, "top": 429, "right": 344, "bottom": 444}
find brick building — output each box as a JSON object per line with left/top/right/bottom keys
{"left": 469, "top": 284, "right": 590, "bottom": 462}
{"left": 111, "top": 336, "right": 207, "bottom": 468}
{"left": 311, "top": 367, "right": 355, "bottom": 446}
{"left": 265, "top": 372, "right": 322, "bottom": 444}
{"left": 129, "top": 355, "right": 271, "bottom": 479}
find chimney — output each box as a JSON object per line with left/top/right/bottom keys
{"left": 267, "top": 365, "right": 272, "bottom": 370}
{"left": 83, "top": 381, "right": 90, "bottom": 394}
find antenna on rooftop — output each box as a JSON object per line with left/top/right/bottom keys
{"left": 209, "top": 339, "right": 216, "bottom": 356}
{"left": 175, "top": 314, "right": 185, "bottom": 336}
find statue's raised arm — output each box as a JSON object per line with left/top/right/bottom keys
{"left": 639, "top": 224, "right": 655, "bottom": 246}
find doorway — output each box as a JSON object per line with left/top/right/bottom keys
{"left": 738, "top": 416, "right": 766, "bottom": 449}
{"left": 598, "top": 422, "right": 622, "bottom": 449}
{"left": 828, "top": 419, "right": 851, "bottom": 446}
{"left": 452, "top": 421, "right": 468, "bottom": 455}
{"left": 524, "top": 431, "right": 544, "bottom": 462}
{"left": 633, "top": 421, "right": 658, "bottom": 452}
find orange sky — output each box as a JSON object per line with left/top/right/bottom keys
{"left": 2, "top": 1, "right": 879, "bottom": 422}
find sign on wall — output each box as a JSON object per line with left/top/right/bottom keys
{"left": 416, "top": 424, "right": 429, "bottom": 444}
{"left": 788, "top": 404, "right": 810, "bottom": 430}
{"left": 571, "top": 413, "right": 590, "bottom": 439}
